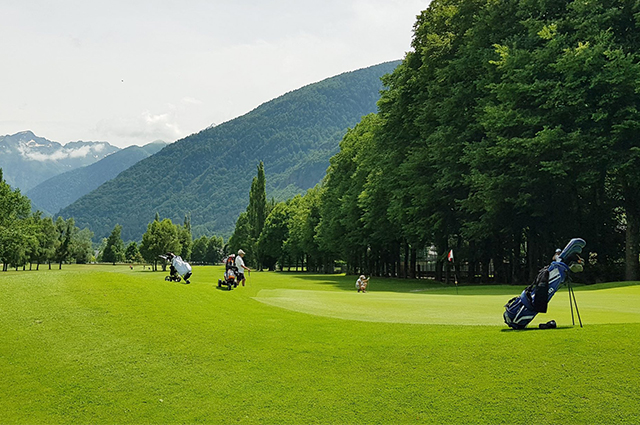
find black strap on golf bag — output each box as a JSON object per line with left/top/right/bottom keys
{"left": 530, "top": 266, "right": 550, "bottom": 313}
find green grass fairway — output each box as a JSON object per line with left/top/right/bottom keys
{"left": 1, "top": 265, "right": 639, "bottom": 424}
{"left": 254, "top": 281, "right": 640, "bottom": 326}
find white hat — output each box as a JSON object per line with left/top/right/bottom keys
{"left": 555, "top": 248, "right": 562, "bottom": 253}
{"left": 238, "top": 249, "right": 245, "bottom": 255}
{"left": 359, "top": 275, "right": 366, "bottom": 280}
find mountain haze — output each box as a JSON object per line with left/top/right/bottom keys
{"left": 59, "top": 61, "right": 400, "bottom": 242}
{"left": 0, "top": 131, "right": 120, "bottom": 191}
{"left": 27, "top": 141, "right": 167, "bottom": 214}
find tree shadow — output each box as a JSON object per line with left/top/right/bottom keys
{"left": 281, "top": 273, "right": 520, "bottom": 296}
{"left": 274, "top": 272, "right": 640, "bottom": 295}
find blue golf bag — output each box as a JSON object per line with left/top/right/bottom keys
{"left": 504, "top": 238, "right": 585, "bottom": 329}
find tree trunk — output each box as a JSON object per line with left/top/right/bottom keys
{"left": 625, "top": 208, "right": 639, "bottom": 281}
{"left": 403, "top": 241, "right": 410, "bottom": 278}
{"left": 410, "top": 247, "right": 417, "bottom": 279}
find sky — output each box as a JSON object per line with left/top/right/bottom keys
{"left": 0, "top": 0, "right": 428, "bottom": 148}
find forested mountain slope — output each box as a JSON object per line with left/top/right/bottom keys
{"left": 27, "top": 141, "right": 167, "bottom": 214}
{"left": 59, "top": 61, "right": 400, "bottom": 242}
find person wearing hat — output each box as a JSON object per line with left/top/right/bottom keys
{"left": 552, "top": 248, "right": 562, "bottom": 262}
{"left": 235, "top": 249, "right": 251, "bottom": 286}
{"left": 355, "top": 275, "right": 370, "bottom": 293}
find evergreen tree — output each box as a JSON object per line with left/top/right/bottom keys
{"left": 248, "top": 162, "right": 267, "bottom": 240}
{"left": 178, "top": 213, "right": 193, "bottom": 261}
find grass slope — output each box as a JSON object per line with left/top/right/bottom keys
{"left": 1, "top": 266, "right": 639, "bottom": 424}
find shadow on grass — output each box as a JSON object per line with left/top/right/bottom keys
{"left": 281, "top": 272, "right": 520, "bottom": 296}
{"left": 275, "top": 272, "right": 640, "bottom": 296}
{"left": 500, "top": 326, "right": 576, "bottom": 332}
{"left": 215, "top": 287, "right": 234, "bottom": 292}
{"left": 568, "top": 280, "right": 640, "bottom": 291}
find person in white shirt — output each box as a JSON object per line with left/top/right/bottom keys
{"left": 235, "top": 249, "right": 251, "bottom": 286}
{"left": 355, "top": 275, "right": 369, "bottom": 293}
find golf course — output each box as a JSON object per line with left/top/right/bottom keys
{"left": 1, "top": 265, "right": 639, "bottom": 424}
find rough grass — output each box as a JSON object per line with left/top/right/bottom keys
{"left": 1, "top": 265, "right": 639, "bottom": 424}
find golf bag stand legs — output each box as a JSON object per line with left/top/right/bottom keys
{"left": 567, "top": 279, "right": 583, "bottom": 328}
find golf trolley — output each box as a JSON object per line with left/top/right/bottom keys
{"left": 159, "top": 253, "right": 193, "bottom": 284}
{"left": 218, "top": 254, "right": 239, "bottom": 290}
{"left": 504, "top": 238, "right": 585, "bottom": 329}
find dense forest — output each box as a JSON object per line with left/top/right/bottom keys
{"left": 58, "top": 61, "right": 400, "bottom": 242}
{"left": 230, "top": 0, "right": 640, "bottom": 285}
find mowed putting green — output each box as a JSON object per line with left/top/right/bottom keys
{"left": 254, "top": 283, "right": 640, "bottom": 326}
{"left": 1, "top": 265, "right": 639, "bottom": 424}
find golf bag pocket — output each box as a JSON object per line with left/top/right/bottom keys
{"left": 531, "top": 267, "right": 550, "bottom": 313}
{"left": 504, "top": 295, "right": 536, "bottom": 330}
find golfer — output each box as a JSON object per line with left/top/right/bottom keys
{"left": 356, "top": 275, "right": 369, "bottom": 293}
{"left": 235, "top": 249, "right": 251, "bottom": 286}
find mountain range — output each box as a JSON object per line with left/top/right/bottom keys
{"left": 0, "top": 131, "right": 120, "bottom": 192}
{"left": 26, "top": 141, "right": 167, "bottom": 215}
{"left": 59, "top": 61, "right": 401, "bottom": 242}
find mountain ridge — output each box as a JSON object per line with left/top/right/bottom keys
{"left": 59, "top": 61, "right": 401, "bottom": 242}
{"left": 0, "top": 131, "right": 120, "bottom": 191}
{"left": 26, "top": 141, "right": 167, "bottom": 214}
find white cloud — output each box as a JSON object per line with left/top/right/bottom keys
{"left": 17, "top": 142, "right": 106, "bottom": 162}
{"left": 96, "top": 109, "right": 183, "bottom": 143}
{"left": 0, "top": 0, "right": 429, "bottom": 147}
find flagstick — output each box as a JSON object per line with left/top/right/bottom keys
{"left": 448, "top": 249, "right": 458, "bottom": 294}
{"left": 454, "top": 263, "right": 458, "bottom": 295}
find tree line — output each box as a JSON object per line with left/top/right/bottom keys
{"left": 77, "top": 213, "right": 226, "bottom": 271}
{"left": 0, "top": 169, "right": 94, "bottom": 270}
{"left": 1, "top": 169, "right": 227, "bottom": 271}
{"left": 230, "top": 0, "right": 640, "bottom": 284}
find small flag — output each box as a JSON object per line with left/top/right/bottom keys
{"left": 448, "top": 249, "right": 454, "bottom": 262}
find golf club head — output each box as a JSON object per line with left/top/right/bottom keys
{"left": 558, "top": 238, "right": 586, "bottom": 262}
{"left": 559, "top": 238, "right": 586, "bottom": 273}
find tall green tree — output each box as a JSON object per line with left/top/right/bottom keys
{"left": 206, "top": 235, "right": 224, "bottom": 265}
{"left": 0, "top": 169, "right": 33, "bottom": 271}
{"left": 72, "top": 228, "right": 94, "bottom": 264}
{"left": 178, "top": 213, "right": 193, "bottom": 261}
{"left": 228, "top": 212, "right": 254, "bottom": 266}
{"left": 33, "top": 215, "right": 58, "bottom": 270}
{"left": 125, "top": 241, "right": 142, "bottom": 263}
{"left": 54, "top": 217, "right": 77, "bottom": 269}
{"left": 257, "top": 202, "right": 290, "bottom": 270}
{"left": 139, "top": 218, "right": 180, "bottom": 270}
{"left": 248, "top": 162, "right": 267, "bottom": 239}
{"left": 102, "top": 224, "right": 125, "bottom": 265}
{"left": 191, "top": 236, "right": 209, "bottom": 264}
